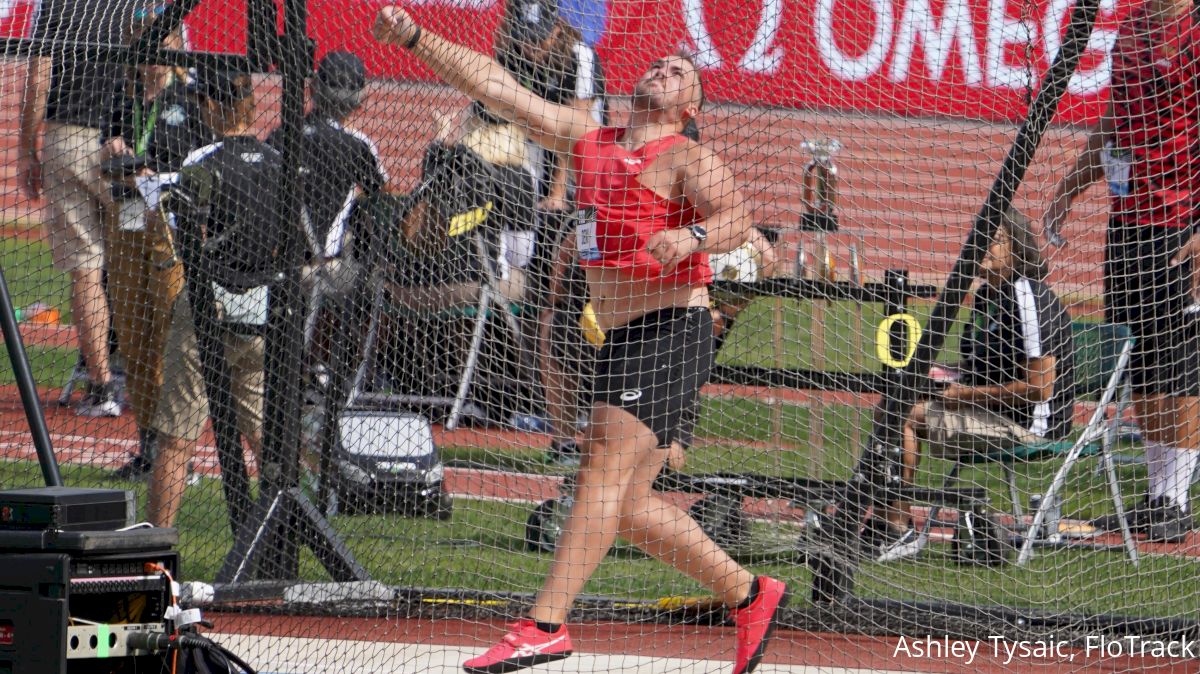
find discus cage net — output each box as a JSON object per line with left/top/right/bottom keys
{"left": 1, "top": 0, "right": 1197, "bottom": 671}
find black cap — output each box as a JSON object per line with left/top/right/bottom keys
{"left": 194, "top": 65, "right": 253, "bottom": 105}
{"left": 316, "top": 51, "right": 366, "bottom": 94}
{"left": 507, "top": 0, "right": 557, "bottom": 45}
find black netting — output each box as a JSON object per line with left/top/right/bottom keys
{"left": 1, "top": 0, "right": 1198, "bottom": 671}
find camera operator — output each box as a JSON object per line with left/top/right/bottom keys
{"left": 148, "top": 67, "right": 280, "bottom": 528}
{"left": 101, "top": 13, "right": 213, "bottom": 480}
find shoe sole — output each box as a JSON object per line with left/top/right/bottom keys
{"left": 463, "top": 651, "right": 572, "bottom": 674}
{"left": 738, "top": 586, "right": 790, "bottom": 674}
{"left": 78, "top": 405, "right": 122, "bottom": 418}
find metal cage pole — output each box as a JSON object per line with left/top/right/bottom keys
{"left": 0, "top": 264, "right": 61, "bottom": 487}
{"left": 216, "top": 0, "right": 368, "bottom": 586}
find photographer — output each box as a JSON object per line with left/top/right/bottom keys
{"left": 102, "top": 14, "right": 213, "bottom": 480}
{"left": 148, "top": 68, "right": 280, "bottom": 528}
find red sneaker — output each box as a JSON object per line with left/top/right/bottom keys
{"left": 729, "top": 576, "right": 788, "bottom": 674}
{"left": 463, "top": 620, "right": 573, "bottom": 674}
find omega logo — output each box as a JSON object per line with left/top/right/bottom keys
{"left": 680, "top": 0, "right": 785, "bottom": 75}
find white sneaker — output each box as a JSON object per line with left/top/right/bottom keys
{"left": 77, "top": 381, "right": 122, "bottom": 417}
{"left": 876, "top": 528, "right": 924, "bottom": 563}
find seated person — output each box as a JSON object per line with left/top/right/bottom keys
{"left": 878, "top": 209, "right": 1076, "bottom": 559}
{"left": 389, "top": 111, "right": 537, "bottom": 310}
{"left": 368, "top": 113, "right": 537, "bottom": 407}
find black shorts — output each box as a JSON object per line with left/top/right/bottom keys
{"left": 1104, "top": 217, "right": 1200, "bottom": 396}
{"left": 591, "top": 307, "right": 714, "bottom": 447}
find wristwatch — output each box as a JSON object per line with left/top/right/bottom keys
{"left": 687, "top": 225, "right": 708, "bottom": 245}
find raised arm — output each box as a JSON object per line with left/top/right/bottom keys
{"left": 646, "top": 142, "right": 752, "bottom": 272}
{"left": 373, "top": 6, "right": 599, "bottom": 155}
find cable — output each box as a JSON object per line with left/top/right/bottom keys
{"left": 144, "top": 562, "right": 180, "bottom": 674}
{"left": 125, "top": 631, "right": 258, "bottom": 674}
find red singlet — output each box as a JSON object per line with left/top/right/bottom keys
{"left": 572, "top": 127, "right": 712, "bottom": 286}
{"left": 1109, "top": 5, "right": 1200, "bottom": 227}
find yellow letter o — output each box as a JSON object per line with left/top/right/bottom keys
{"left": 875, "top": 313, "right": 922, "bottom": 368}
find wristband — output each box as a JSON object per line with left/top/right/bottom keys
{"left": 404, "top": 25, "right": 422, "bottom": 50}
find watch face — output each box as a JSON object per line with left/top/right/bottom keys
{"left": 690, "top": 225, "right": 708, "bottom": 242}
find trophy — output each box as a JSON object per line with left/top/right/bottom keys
{"left": 800, "top": 138, "right": 841, "bottom": 233}
{"left": 799, "top": 138, "right": 841, "bottom": 281}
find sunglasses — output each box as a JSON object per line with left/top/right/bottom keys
{"left": 134, "top": 3, "right": 169, "bottom": 21}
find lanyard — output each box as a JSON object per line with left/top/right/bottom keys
{"left": 132, "top": 97, "right": 161, "bottom": 158}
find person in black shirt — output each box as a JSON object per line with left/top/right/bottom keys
{"left": 148, "top": 67, "right": 280, "bottom": 528}
{"left": 267, "top": 51, "right": 388, "bottom": 391}
{"left": 19, "top": 0, "right": 140, "bottom": 416}
{"left": 268, "top": 51, "right": 387, "bottom": 286}
{"left": 101, "top": 16, "right": 213, "bottom": 479}
{"left": 493, "top": 0, "right": 605, "bottom": 211}
{"left": 880, "top": 210, "right": 1076, "bottom": 559}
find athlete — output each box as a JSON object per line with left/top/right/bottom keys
{"left": 1044, "top": 0, "right": 1200, "bottom": 542}
{"left": 375, "top": 6, "right": 788, "bottom": 674}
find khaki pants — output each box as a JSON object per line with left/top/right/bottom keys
{"left": 152, "top": 293, "right": 264, "bottom": 443}
{"left": 106, "top": 204, "right": 183, "bottom": 429}
{"left": 925, "top": 402, "right": 1040, "bottom": 458}
{"left": 41, "top": 123, "right": 110, "bottom": 271}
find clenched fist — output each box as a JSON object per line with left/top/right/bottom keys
{"left": 646, "top": 228, "right": 700, "bottom": 273}
{"left": 373, "top": 6, "right": 419, "bottom": 47}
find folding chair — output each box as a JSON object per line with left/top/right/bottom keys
{"left": 898, "top": 322, "right": 1139, "bottom": 566}
{"left": 349, "top": 229, "right": 535, "bottom": 430}
{"left": 1014, "top": 322, "right": 1138, "bottom": 565}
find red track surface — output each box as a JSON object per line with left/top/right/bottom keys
{"left": 206, "top": 613, "right": 1200, "bottom": 673}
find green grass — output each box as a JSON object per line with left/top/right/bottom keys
{"left": 0, "top": 237, "right": 78, "bottom": 387}
{"left": 0, "top": 346, "right": 80, "bottom": 387}
{"left": 6, "top": 415, "right": 1197, "bottom": 619}
{"left": 715, "top": 297, "right": 963, "bottom": 372}
{"left": 2, "top": 233, "right": 1195, "bottom": 618}
{"left": 0, "top": 237, "right": 72, "bottom": 323}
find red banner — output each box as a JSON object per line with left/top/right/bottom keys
{"left": 11, "top": 0, "right": 1131, "bottom": 123}
{"left": 0, "top": 0, "right": 37, "bottom": 40}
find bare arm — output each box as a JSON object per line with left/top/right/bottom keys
{"left": 18, "top": 57, "right": 51, "bottom": 197}
{"left": 1043, "top": 104, "right": 1114, "bottom": 242}
{"left": 374, "top": 6, "right": 599, "bottom": 155}
{"left": 943, "top": 355, "right": 1057, "bottom": 407}
{"left": 546, "top": 233, "right": 578, "bottom": 304}
{"left": 541, "top": 98, "right": 596, "bottom": 210}
{"left": 645, "top": 143, "right": 752, "bottom": 272}
{"left": 679, "top": 142, "right": 752, "bottom": 255}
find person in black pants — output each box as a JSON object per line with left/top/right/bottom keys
{"left": 879, "top": 210, "right": 1075, "bottom": 561}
